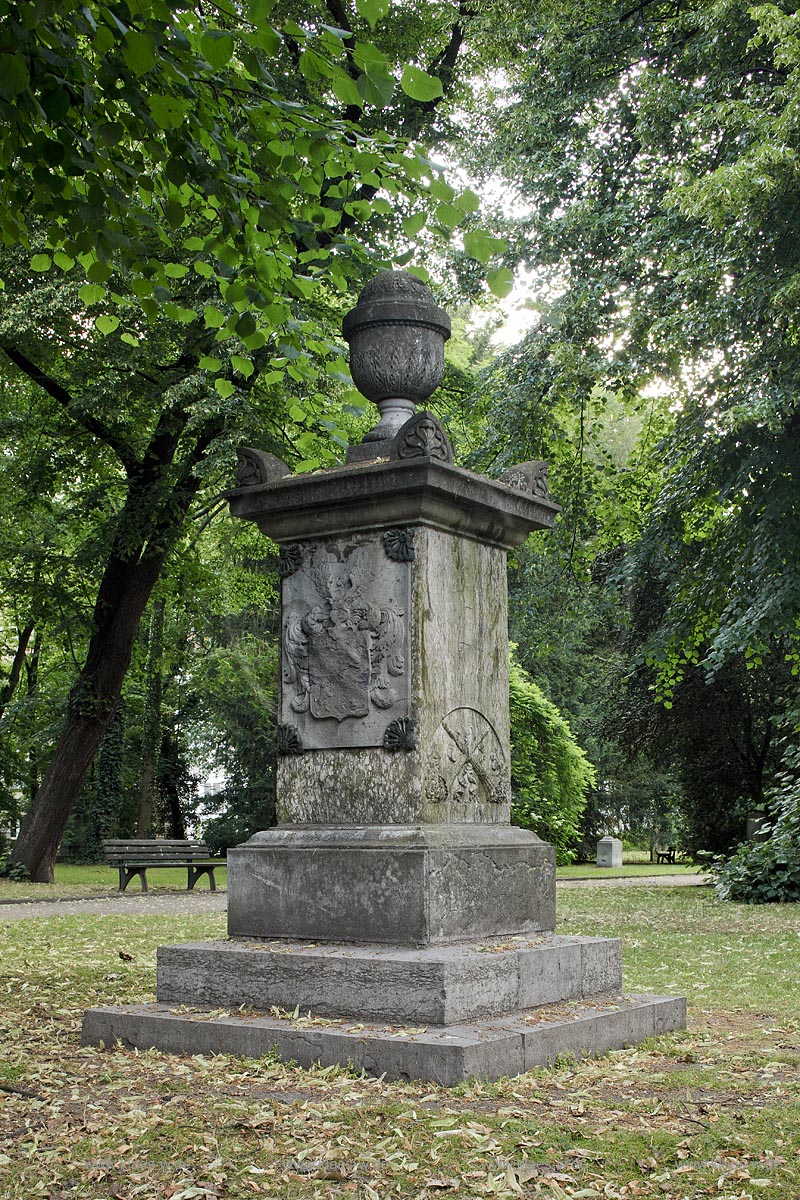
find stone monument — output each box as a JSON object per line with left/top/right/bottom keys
{"left": 83, "top": 272, "right": 685, "bottom": 1083}
{"left": 597, "top": 836, "right": 623, "bottom": 868}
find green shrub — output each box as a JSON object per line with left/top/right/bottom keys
{"left": 509, "top": 649, "right": 596, "bottom": 863}
{"left": 713, "top": 745, "right": 800, "bottom": 903}
{"left": 0, "top": 857, "right": 30, "bottom": 882}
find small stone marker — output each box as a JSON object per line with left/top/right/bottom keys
{"left": 597, "top": 836, "right": 623, "bottom": 868}
{"left": 82, "top": 272, "right": 686, "bottom": 1082}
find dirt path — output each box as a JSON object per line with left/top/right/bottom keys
{"left": 0, "top": 890, "right": 228, "bottom": 922}
{"left": 558, "top": 872, "right": 710, "bottom": 889}
{"left": 0, "top": 873, "right": 710, "bottom": 922}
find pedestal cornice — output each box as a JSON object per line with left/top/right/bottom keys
{"left": 227, "top": 457, "right": 561, "bottom": 550}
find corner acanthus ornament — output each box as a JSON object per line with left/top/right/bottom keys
{"left": 392, "top": 411, "right": 453, "bottom": 464}
{"left": 279, "top": 544, "right": 305, "bottom": 578}
{"left": 235, "top": 447, "right": 291, "bottom": 489}
{"left": 499, "top": 461, "right": 550, "bottom": 499}
{"left": 382, "top": 527, "right": 415, "bottom": 562}
{"left": 277, "top": 724, "right": 304, "bottom": 755}
{"left": 383, "top": 716, "right": 417, "bottom": 751}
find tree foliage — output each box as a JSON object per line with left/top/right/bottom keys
{"left": 713, "top": 740, "right": 800, "bottom": 903}
{"left": 0, "top": 0, "right": 483, "bottom": 351}
{"left": 509, "top": 649, "right": 595, "bottom": 862}
{"left": 456, "top": 0, "right": 800, "bottom": 691}
{"left": 0, "top": 0, "right": 496, "bottom": 881}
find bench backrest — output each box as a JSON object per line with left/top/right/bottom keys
{"left": 102, "top": 838, "right": 212, "bottom": 863}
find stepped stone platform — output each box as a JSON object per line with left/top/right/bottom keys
{"left": 82, "top": 992, "right": 685, "bottom": 1086}
{"left": 81, "top": 272, "right": 687, "bottom": 1083}
{"left": 81, "top": 933, "right": 686, "bottom": 1082}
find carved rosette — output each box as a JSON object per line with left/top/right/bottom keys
{"left": 277, "top": 724, "right": 304, "bottom": 755}
{"left": 392, "top": 411, "right": 453, "bottom": 464}
{"left": 383, "top": 716, "right": 417, "bottom": 751}
{"left": 279, "top": 544, "right": 305, "bottom": 578}
{"left": 425, "top": 708, "right": 508, "bottom": 808}
{"left": 499, "top": 461, "right": 550, "bottom": 499}
{"left": 425, "top": 774, "right": 448, "bottom": 803}
{"left": 383, "top": 527, "right": 415, "bottom": 562}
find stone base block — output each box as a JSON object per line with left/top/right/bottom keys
{"left": 227, "top": 825, "right": 555, "bottom": 945}
{"left": 81, "top": 994, "right": 687, "bottom": 1086}
{"left": 157, "top": 934, "right": 623, "bottom": 1025}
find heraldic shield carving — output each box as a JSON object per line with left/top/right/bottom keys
{"left": 280, "top": 535, "right": 411, "bottom": 749}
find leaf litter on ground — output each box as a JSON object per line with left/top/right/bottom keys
{"left": 0, "top": 890, "right": 798, "bottom": 1198}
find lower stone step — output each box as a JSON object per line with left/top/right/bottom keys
{"left": 82, "top": 993, "right": 686, "bottom": 1086}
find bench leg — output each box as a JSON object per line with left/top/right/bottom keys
{"left": 121, "top": 868, "right": 148, "bottom": 893}
{"left": 188, "top": 866, "right": 217, "bottom": 892}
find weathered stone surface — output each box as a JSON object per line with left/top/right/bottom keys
{"left": 498, "top": 461, "right": 550, "bottom": 499}
{"left": 517, "top": 940, "right": 583, "bottom": 1007}
{"left": 226, "top": 825, "right": 556, "bottom": 945}
{"left": 520, "top": 996, "right": 683, "bottom": 1071}
{"left": 155, "top": 934, "right": 620, "bottom": 1025}
{"left": 391, "top": 411, "right": 453, "bottom": 464}
{"left": 279, "top": 532, "right": 411, "bottom": 751}
{"left": 227, "top": 457, "right": 560, "bottom": 551}
{"left": 277, "top": 746, "right": 422, "bottom": 824}
{"left": 278, "top": 525, "right": 512, "bottom": 826}
{"left": 81, "top": 993, "right": 686, "bottom": 1085}
{"left": 597, "top": 836, "right": 623, "bottom": 868}
{"left": 581, "top": 937, "right": 623, "bottom": 995}
{"left": 342, "top": 272, "right": 451, "bottom": 440}
{"left": 236, "top": 447, "right": 291, "bottom": 488}
{"left": 414, "top": 527, "right": 511, "bottom": 823}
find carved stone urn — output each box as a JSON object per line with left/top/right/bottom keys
{"left": 342, "top": 270, "right": 451, "bottom": 446}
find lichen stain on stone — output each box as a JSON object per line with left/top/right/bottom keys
{"left": 278, "top": 746, "right": 421, "bottom": 824}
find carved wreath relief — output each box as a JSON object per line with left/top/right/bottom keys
{"left": 425, "top": 708, "right": 508, "bottom": 810}
{"left": 280, "top": 535, "right": 411, "bottom": 750}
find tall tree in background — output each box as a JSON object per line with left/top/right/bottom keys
{"left": 453, "top": 0, "right": 800, "bottom": 853}
{"left": 0, "top": 0, "right": 490, "bottom": 880}
{"left": 459, "top": 0, "right": 800, "bottom": 681}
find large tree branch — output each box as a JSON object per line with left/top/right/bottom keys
{"left": 423, "top": 0, "right": 475, "bottom": 108}
{"left": 0, "top": 620, "right": 35, "bottom": 722}
{"left": 0, "top": 342, "right": 139, "bottom": 474}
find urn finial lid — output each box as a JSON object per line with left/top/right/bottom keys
{"left": 342, "top": 270, "right": 451, "bottom": 343}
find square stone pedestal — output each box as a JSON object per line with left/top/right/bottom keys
{"left": 226, "top": 825, "right": 556, "bottom": 945}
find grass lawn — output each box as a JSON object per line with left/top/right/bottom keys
{"left": 0, "top": 862, "right": 228, "bottom": 902}
{"left": 555, "top": 863, "right": 701, "bottom": 880}
{"left": 1, "top": 886, "right": 798, "bottom": 1199}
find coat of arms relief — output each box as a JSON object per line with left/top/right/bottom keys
{"left": 280, "top": 535, "right": 411, "bottom": 750}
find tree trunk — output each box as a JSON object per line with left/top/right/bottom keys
{"left": 26, "top": 630, "right": 41, "bottom": 806}
{"left": 10, "top": 552, "right": 167, "bottom": 881}
{"left": 6, "top": 397, "right": 223, "bottom": 882}
{"left": 136, "top": 598, "right": 165, "bottom": 837}
{"left": 159, "top": 726, "right": 188, "bottom": 839}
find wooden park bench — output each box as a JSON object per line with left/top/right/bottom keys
{"left": 654, "top": 844, "right": 677, "bottom": 865}
{"left": 102, "top": 838, "right": 220, "bottom": 894}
